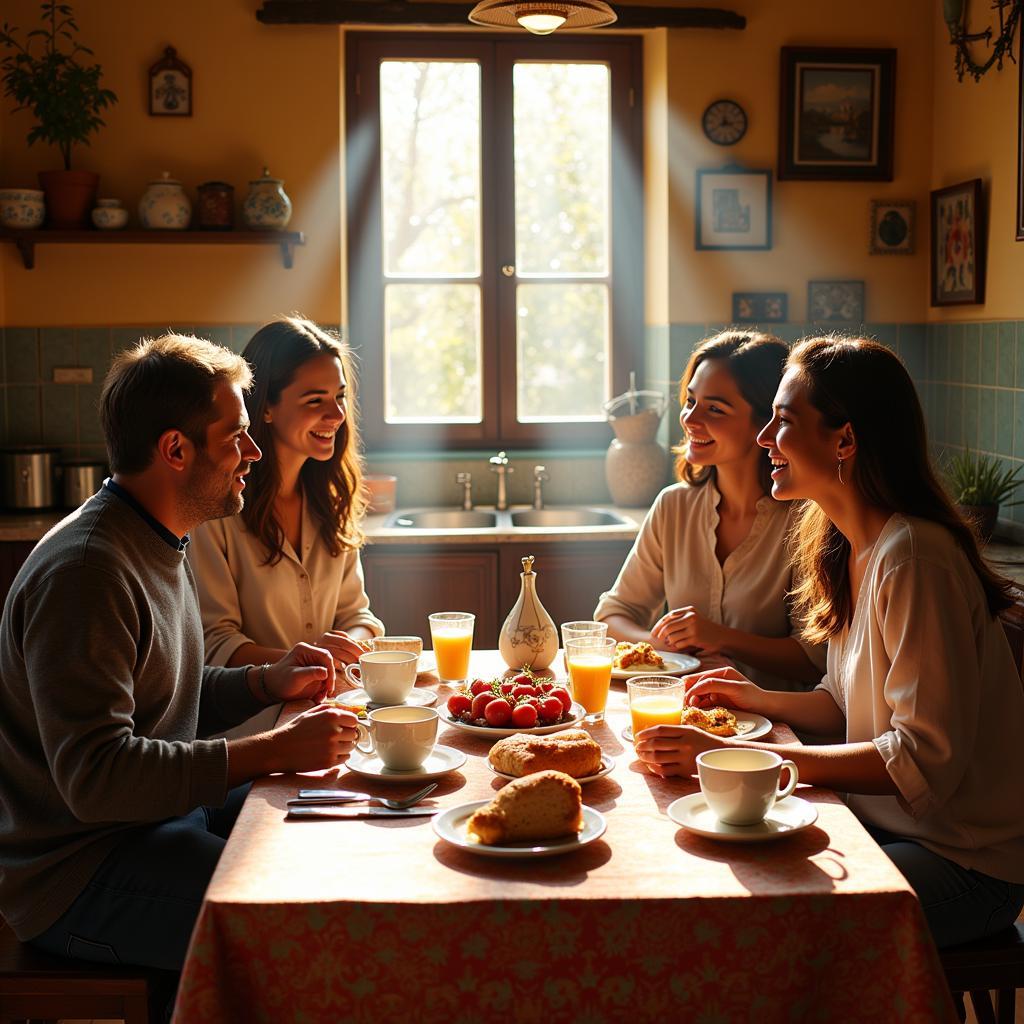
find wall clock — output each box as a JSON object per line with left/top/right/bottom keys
{"left": 702, "top": 99, "right": 747, "bottom": 146}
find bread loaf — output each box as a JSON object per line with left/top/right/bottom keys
{"left": 467, "top": 770, "right": 583, "bottom": 845}
{"left": 488, "top": 729, "right": 603, "bottom": 779}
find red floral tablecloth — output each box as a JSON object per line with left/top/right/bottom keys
{"left": 174, "top": 653, "right": 956, "bottom": 1023}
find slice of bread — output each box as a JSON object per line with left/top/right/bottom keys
{"left": 488, "top": 730, "right": 603, "bottom": 779}
{"left": 467, "top": 770, "right": 583, "bottom": 845}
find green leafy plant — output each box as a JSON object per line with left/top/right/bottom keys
{"left": 0, "top": 2, "right": 117, "bottom": 171}
{"left": 944, "top": 449, "right": 1024, "bottom": 508}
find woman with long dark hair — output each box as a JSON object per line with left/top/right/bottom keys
{"left": 635, "top": 336, "right": 1024, "bottom": 947}
{"left": 191, "top": 316, "right": 383, "bottom": 676}
{"left": 595, "top": 330, "right": 823, "bottom": 689}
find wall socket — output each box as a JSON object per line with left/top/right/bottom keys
{"left": 52, "top": 367, "right": 94, "bottom": 384}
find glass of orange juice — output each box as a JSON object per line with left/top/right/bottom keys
{"left": 560, "top": 620, "right": 608, "bottom": 675}
{"left": 428, "top": 612, "right": 475, "bottom": 684}
{"left": 565, "top": 635, "right": 615, "bottom": 723}
{"left": 627, "top": 675, "right": 685, "bottom": 740}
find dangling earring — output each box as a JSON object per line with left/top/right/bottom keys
{"left": 837, "top": 458, "right": 846, "bottom": 485}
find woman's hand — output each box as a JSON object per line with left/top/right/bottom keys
{"left": 264, "top": 641, "right": 337, "bottom": 702}
{"left": 268, "top": 704, "right": 361, "bottom": 772}
{"left": 683, "top": 666, "right": 769, "bottom": 714}
{"left": 313, "top": 630, "right": 367, "bottom": 671}
{"left": 634, "top": 724, "right": 722, "bottom": 778}
{"left": 651, "top": 606, "right": 730, "bottom": 655}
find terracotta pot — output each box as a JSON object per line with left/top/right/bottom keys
{"left": 958, "top": 503, "right": 999, "bottom": 543}
{"left": 38, "top": 170, "right": 100, "bottom": 229}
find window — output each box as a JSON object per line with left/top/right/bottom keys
{"left": 346, "top": 34, "right": 642, "bottom": 449}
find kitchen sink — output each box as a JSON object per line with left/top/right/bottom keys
{"left": 509, "top": 508, "right": 630, "bottom": 528}
{"left": 384, "top": 509, "right": 500, "bottom": 529}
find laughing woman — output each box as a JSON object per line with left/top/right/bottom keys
{"left": 191, "top": 317, "right": 383, "bottom": 686}
{"left": 636, "top": 336, "right": 1024, "bottom": 948}
{"left": 594, "top": 331, "right": 823, "bottom": 690}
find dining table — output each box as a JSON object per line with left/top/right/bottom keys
{"left": 173, "top": 651, "right": 957, "bottom": 1023}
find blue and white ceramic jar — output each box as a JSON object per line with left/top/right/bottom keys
{"left": 243, "top": 167, "right": 292, "bottom": 230}
{"left": 0, "top": 189, "right": 45, "bottom": 229}
{"left": 138, "top": 173, "right": 191, "bottom": 230}
{"left": 91, "top": 198, "right": 129, "bottom": 231}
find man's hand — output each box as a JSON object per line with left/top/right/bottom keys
{"left": 263, "top": 641, "right": 337, "bottom": 703}
{"left": 267, "top": 704, "right": 362, "bottom": 773}
{"left": 633, "top": 724, "right": 721, "bottom": 778}
{"left": 651, "top": 606, "right": 730, "bottom": 655}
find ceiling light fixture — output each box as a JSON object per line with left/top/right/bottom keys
{"left": 468, "top": 0, "right": 616, "bottom": 35}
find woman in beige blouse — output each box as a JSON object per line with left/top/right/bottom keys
{"left": 636, "top": 336, "right": 1024, "bottom": 947}
{"left": 595, "top": 330, "right": 823, "bottom": 690}
{"left": 191, "top": 317, "right": 384, "bottom": 677}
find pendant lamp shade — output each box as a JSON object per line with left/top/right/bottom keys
{"left": 468, "top": 0, "right": 617, "bottom": 33}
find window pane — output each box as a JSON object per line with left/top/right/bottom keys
{"left": 516, "top": 283, "right": 608, "bottom": 421}
{"left": 380, "top": 61, "right": 481, "bottom": 277}
{"left": 384, "top": 283, "right": 482, "bottom": 422}
{"left": 513, "top": 63, "right": 609, "bottom": 277}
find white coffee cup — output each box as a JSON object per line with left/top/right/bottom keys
{"left": 371, "top": 635, "right": 424, "bottom": 658}
{"left": 355, "top": 706, "right": 439, "bottom": 770}
{"left": 696, "top": 748, "right": 798, "bottom": 826}
{"left": 344, "top": 650, "right": 418, "bottom": 705}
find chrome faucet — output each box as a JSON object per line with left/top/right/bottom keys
{"left": 488, "top": 451, "right": 513, "bottom": 511}
{"left": 455, "top": 471, "right": 473, "bottom": 511}
{"left": 532, "top": 465, "right": 549, "bottom": 510}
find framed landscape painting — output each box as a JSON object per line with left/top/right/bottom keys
{"left": 931, "top": 179, "right": 986, "bottom": 306}
{"left": 696, "top": 168, "right": 772, "bottom": 250}
{"left": 808, "top": 280, "right": 865, "bottom": 324}
{"left": 778, "top": 47, "right": 896, "bottom": 181}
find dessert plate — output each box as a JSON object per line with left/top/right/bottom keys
{"left": 343, "top": 743, "right": 466, "bottom": 781}
{"left": 667, "top": 792, "right": 818, "bottom": 842}
{"left": 487, "top": 753, "right": 615, "bottom": 785}
{"left": 433, "top": 800, "right": 607, "bottom": 858}
{"left": 441, "top": 701, "right": 586, "bottom": 739}
{"left": 611, "top": 652, "right": 700, "bottom": 681}
{"left": 622, "top": 711, "right": 772, "bottom": 743}
{"left": 336, "top": 686, "right": 437, "bottom": 710}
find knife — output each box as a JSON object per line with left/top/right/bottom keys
{"left": 287, "top": 805, "right": 439, "bottom": 819}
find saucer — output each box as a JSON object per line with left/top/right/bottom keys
{"left": 344, "top": 743, "right": 467, "bottom": 781}
{"left": 341, "top": 686, "right": 438, "bottom": 710}
{"left": 666, "top": 792, "right": 818, "bottom": 842}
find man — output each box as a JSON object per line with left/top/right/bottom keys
{"left": 0, "top": 334, "right": 361, "bottom": 971}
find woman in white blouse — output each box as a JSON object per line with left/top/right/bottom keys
{"left": 191, "top": 317, "right": 384, "bottom": 678}
{"left": 636, "top": 336, "right": 1024, "bottom": 947}
{"left": 595, "top": 331, "right": 823, "bottom": 690}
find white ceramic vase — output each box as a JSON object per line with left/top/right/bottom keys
{"left": 0, "top": 189, "right": 45, "bottom": 229}
{"left": 243, "top": 167, "right": 292, "bottom": 230}
{"left": 498, "top": 555, "right": 558, "bottom": 672}
{"left": 138, "top": 173, "right": 191, "bottom": 230}
{"left": 91, "top": 198, "right": 129, "bottom": 230}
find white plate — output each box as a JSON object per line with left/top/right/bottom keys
{"left": 610, "top": 652, "right": 701, "bottom": 681}
{"left": 343, "top": 743, "right": 467, "bottom": 781}
{"left": 667, "top": 792, "right": 817, "bottom": 842}
{"left": 621, "top": 711, "right": 772, "bottom": 743}
{"left": 441, "top": 701, "right": 586, "bottom": 739}
{"left": 337, "top": 686, "right": 438, "bottom": 710}
{"left": 433, "top": 800, "right": 607, "bottom": 857}
{"left": 487, "top": 753, "right": 615, "bottom": 785}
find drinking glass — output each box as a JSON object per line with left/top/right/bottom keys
{"left": 565, "top": 635, "right": 615, "bottom": 723}
{"left": 428, "top": 612, "right": 475, "bottom": 684}
{"left": 560, "top": 620, "right": 608, "bottom": 674}
{"left": 626, "top": 675, "right": 685, "bottom": 741}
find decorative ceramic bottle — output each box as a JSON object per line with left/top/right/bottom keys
{"left": 243, "top": 167, "right": 292, "bottom": 229}
{"left": 499, "top": 554, "right": 558, "bottom": 671}
{"left": 603, "top": 383, "right": 668, "bottom": 507}
{"left": 138, "top": 173, "right": 191, "bottom": 230}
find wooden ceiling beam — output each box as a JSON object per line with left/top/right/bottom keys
{"left": 256, "top": 1, "right": 746, "bottom": 29}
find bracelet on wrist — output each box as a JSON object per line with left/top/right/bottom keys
{"left": 257, "top": 663, "right": 274, "bottom": 703}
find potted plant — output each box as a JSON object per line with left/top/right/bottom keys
{"left": 1, "top": 2, "right": 117, "bottom": 228}
{"left": 944, "top": 449, "right": 1024, "bottom": 542}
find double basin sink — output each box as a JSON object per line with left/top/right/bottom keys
{"left": 383, "top": 506, "right": 631, "bottom": 531}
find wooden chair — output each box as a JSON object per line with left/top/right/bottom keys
{"left": 0, "top": 917, "right": 166, "bottom": 1024}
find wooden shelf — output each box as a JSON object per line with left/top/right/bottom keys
{"left": 0, "top": 228, "right": 306, "bottom": 269}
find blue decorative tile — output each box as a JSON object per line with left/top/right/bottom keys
{"left": 997, "top": 389, "right": 1014, "bottom": 456}
{"left": 6, "top": 386, "right": 40, "bottom": 443}
{"left": 77, "top": 328, "right": 111, "bottom": 379}
{"left": 998, "top": 322, "right": 1015, "bottom": 386}
{"left": 899, "top": 324, "right": 926, "bottom": 381}
{"left": 981, "top": 324, "right": 998, "bottom": 385}
{"left": 977, "top": 388, "right": 996, "bottom": 453}
{"left": 41, "top": 383, "right": 77, "bottom": 446}
{"left": 5, "top": 328, "right": 39, "bottom": 383}
{"left": 962, "top": 388, "right": 979, "bottom": 450}
{"left": 962, "top": 323, "right": 980, "bottom": 384}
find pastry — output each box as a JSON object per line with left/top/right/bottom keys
{"left": 612, "top": 641, "right": 665, "bottom": 671}
{"left": 682, "top": 704, "right": 738, "bottom": 737}
{"left": 466, "top": 770, "right": 583, "bottom": 845}
{"left": 488, "top": 729, "right": 603, "bottom": 779}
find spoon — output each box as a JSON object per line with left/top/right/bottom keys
{"left": 289, "top": 783, "right": 438, "bottom": 809}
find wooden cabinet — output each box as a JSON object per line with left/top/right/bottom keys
{"left": 361, "top": 539, "right": 632, "bottom": 648}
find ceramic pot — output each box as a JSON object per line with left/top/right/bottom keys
{"left": 243, "top": 167, "right": 292, "bottom": 230}
{"left": 498, "top": 555, "right": 558, "bottom": 671}
{"left": 0, "top": 189, "right": 45, "bottom": 229}
{"left": 38, "top": 170, "right": 99, "bottom": 229}
{"left": 603, "top": 391, "right": 668, "bottom": 508}
{"left": 196, "top": 181, "right": 234, "bottom": 230}
{"left": 91, "top": 198, "right": 129, "bottom": 230}
{"left": 138, "top": 173, "right": 191, "bottom": 230}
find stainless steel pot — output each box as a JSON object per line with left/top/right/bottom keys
{"left": 57, "top": 459, "right": 106, "bottom": 508}
{"left": 0, "top": 446, "right": 59, "bottom": 509}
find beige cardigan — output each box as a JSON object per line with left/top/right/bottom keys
{"left": 818, "top": 514, "right": 1024, "bottom": 883}
{"left": 190, "top": 500, "right": 384, "bottom": 667}
{"left": 594, "top": 481, "right": 823, "bottom": 689}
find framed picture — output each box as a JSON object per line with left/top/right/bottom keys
{"left": 695, "top": 167, "right": 772, "bottom": 250}
{"left": 869, "top": 199, "right": 915, "bottom": 255}
{"left": 808, "top": 280, "right": 865, "bottom": 324}
{"left": 778, "top": 47, "right": 896, "bottom": 181}
{"left": 732, "top": 292, "right": 788, "bottom": 323}
{"left": 931, "top": 179, "right": 986, "bottom": 306}
{"left": 148, "top": 46, "right": 192, "bottom": 117}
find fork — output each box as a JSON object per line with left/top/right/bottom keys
{"left": 288, "top": 783, "right": 438, "bottom": 809}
